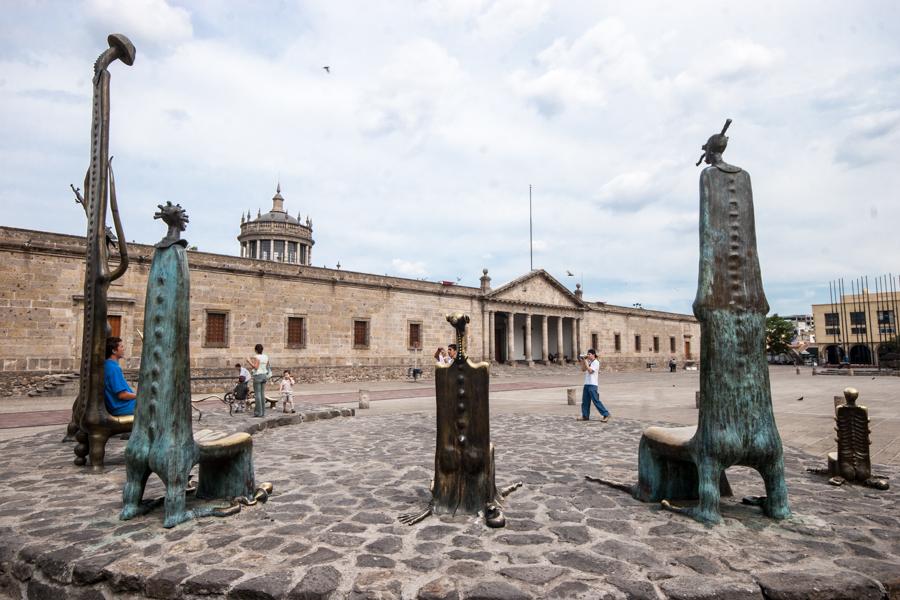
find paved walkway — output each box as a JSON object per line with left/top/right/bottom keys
{"left": 0, "top": 403, "right": 897, "bottom": 599}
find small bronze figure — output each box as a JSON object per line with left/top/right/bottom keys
{"left": 808, "top": 388, "right": 889, "bottom": 490}
{"left": 67, "top": 34, "right": 137, "bottom": 468}
{"left": 400, "top": 312, "right": 521, "bottom": 528}
{"left": 590, "top": 121, "right": 791, "bottom": 524}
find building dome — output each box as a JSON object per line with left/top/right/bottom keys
{"left": 238, "top": 184, "right": 314, "bottom": 265}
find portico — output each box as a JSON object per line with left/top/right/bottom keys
{"left": 480, "top": 270, "right": 586, "bottom": 365}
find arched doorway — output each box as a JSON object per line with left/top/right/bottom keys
{"left": 824, "top": 345, "right": 845, "bottom": 365}
{"left": 849, "top": 344, "right": 872, "bottom": 365}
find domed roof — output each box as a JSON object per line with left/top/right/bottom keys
{"left": 256, "top": 210, "right": 300, "bottom": 225}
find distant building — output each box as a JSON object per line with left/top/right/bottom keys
{"left": 812, "top": 291, "right": 899, "bottom": 365}
{"left": 238, "top": 184, "right": 314, "bottom": 265}
{"left": 783, "top": 314, "right": 815, "bottom": 344}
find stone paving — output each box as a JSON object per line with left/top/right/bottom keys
{"left": 0, "top": 406, "right": 898, "bottom": 599}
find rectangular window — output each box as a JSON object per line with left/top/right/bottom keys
{"left": 653, "top": 336, "right": 660, "bottom": 353}
{"left": 408, "top": 322, "right": 422, "bottom": 349}
{"left": 288, "top": 242, "right": 298, "bottom": 263}
{"left": 205, "top": 311, "right": 228, "bottom": 347}
{"left": 287, "top": 316, "right": 306, "bottom": 348}
{"left": 107, "top": 315, "right": 122, "bottom": 339}
{"left": 260, "top": 240, "right": 271, "bottom": 260}
{"left": 878, "top": 310, "right": 896, "bottom": 335}
{"left": 670, "top": 336, "right": 676, "bottom": 353}
{"left": 353, "top": 319, "right": 370, "bottom": 348}
{"left": 273, "top": 240, "right": 285, "bottom": 262}
{"left": 634, "top": 335, "right": 642, "bottom": 352}
{"left": 614, "top": 333, "right": 621, "bottom": 352}
{"left": 850, "top": 311, "right": 866, "bottom": 334}
{"left": 684, "top": 338, "right": 692, "bottom": 359}
{"left": 248, "top": 240, "right": 257, "bottom": 259}
{"left": 824, "top": 312, "right": 840, "bottom": 336}
{"left": 591, "top": 333, "right": 599, "bottom": 351}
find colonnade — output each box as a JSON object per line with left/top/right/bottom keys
{"left": 483, "top": 308, "right": 583, "bottom": 365}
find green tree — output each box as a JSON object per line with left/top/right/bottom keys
{"left": 766, "top": 314, "right": 794, "bottom": 356}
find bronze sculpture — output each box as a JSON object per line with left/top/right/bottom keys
{"left": 590, "top": 121, "right": 791, "bottom": 524}
{"left": 67, "top": 34, "right": 137, "bottom": 468}
{"left": 121, "top": 203, "right": 273, "bottom": 528}
{"left": 808, "top": 387, "right": 889, "bottom": 490}
{"left": 400, "top": 312, "right": 521, "bottom": 528}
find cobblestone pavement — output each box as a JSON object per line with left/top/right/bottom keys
{"left": 0, "top": 408, "right": 898, "bottom": 599}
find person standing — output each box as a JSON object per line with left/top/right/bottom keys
{"left": 669, "top": 356, "right": 677, "bottom": 373}
{"left": 577, "top": 349, "right": 609, "bottom": 422}
{"left": 247, "top": 343, "right": 270, "bottom": 417}
{"left": 280, "top": 369, "right": 296, "bottom": 413}
{"left": 104, "top": 336, "right": 137, "bottom": 416}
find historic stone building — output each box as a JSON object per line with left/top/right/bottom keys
{"left": 0, "top": 199, "right": 699, "bottom": 382}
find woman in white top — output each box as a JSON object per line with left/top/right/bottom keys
{"left": 247, "top": 343, "right": 269, "bottom": 417}
{"left": 434, "top": 347, "right": 447, "bottom": 365}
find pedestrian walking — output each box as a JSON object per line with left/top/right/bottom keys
{"left": 576, "top": 349, "right": 610, "bottom": 422}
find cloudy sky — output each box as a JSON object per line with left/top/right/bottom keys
{"left": 2, "top": 1, "right": 899, "bottom": 316}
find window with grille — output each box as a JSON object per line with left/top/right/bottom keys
{"left": 670, "top": 336, "right": 676, "bottom": 353}
{"left": 614, "top": 333, "right": 621, "bottom": 352}
{"left": 353, "top": 320, "right": 370, "bottom": 348}
{"left": 635, "top": 335, "right": 642, "bottom": 352}
{"left": 287, "top": 317, "right": 306, "bottom": 348}
{"left": 653, "top": 336, "right": 660, "bottom": 353}
{"left": 408, "top": 322, "right": 422, "bottom": 349}
{"left": 205, "top": 312, "right": 228, "bottom": 347}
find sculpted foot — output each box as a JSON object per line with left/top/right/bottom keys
{"left": 499, "top": 481, "right": 523, "bottom": 497}
{"left": 399, "top": 505, "right": 433, "bottom": 526}
{"left": 661, "top": 499, "right": 721, "bottom": 525}
{"left": 484, "top": 503, "right": 506, "bottom": 528}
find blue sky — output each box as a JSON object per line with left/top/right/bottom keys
{"left": 2, "top": 0, "right": 899, "bottom": 315}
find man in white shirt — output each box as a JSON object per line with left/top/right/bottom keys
{"left": 235, "top": 363, "right": 251, "bottom": 384}
{"left": 577, "top": 349, "right": 610, "bottom": 422}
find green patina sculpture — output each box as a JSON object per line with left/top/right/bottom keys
{"left": 590, "top": 121, "right": 791, "bottom": 524}
{"left": 400, "top": 312, "right": 521, "bottom": 528}
{"left": 67, "top": 34, "right": 136, "bottom": 469}
{"left": 120, "top": 203, "right": 272, "bottom": 528}
{"left": 809, "top": 387, "right": 889, "bottom": 490}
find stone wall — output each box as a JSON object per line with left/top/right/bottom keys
{"left": 0, "top": 226, "right": 699, "bottom": 378}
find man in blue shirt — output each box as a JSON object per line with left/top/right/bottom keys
{"left": 104, "top": 336, "right": 136, "bottom": 416}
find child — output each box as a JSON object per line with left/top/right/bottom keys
{"left": 279, "top": 370, "right": 296, "bottom": 413}
{"left": 233, "top": 375, "right": 249, "bottom": 413}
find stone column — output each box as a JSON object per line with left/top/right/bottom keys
{"left": 576, "top": 317, "right": 582, "bottom": 357}
{"left": 488, "top": 311, "right": 495, "bottom": 363}
{"left": 524, "top": 314, "right": 533, "bottom": 366}
{"left": 541, "top": 315, "right": 549, "bottom": 363}
{"left": 556, "top": 316, "right": 564, "bottom": 361}
{"left": 507, "top": 312, "right": 515, "bottom": 365}
{"left": 482, "top": 306, "right": 489, "bottom": 361}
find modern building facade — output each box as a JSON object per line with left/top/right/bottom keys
{"left": 812, "top": 289, "right": 899, "bottom": 365}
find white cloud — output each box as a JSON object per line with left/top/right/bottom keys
{"left": 84, "top": 0, "right": 193, "bottom": 50}
{"left": 391, "top": 258, "right": 428, "bottom": 277}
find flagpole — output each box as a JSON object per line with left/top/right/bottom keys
{"left": 529, "top": 184, "right": 533, "bottom": 271}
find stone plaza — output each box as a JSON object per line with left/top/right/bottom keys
{"left": 0, "top": 367, "right": 898, "bottom": 599}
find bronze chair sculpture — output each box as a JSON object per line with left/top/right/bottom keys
{"left": 66, "top": 34, "right": 137, "bottom": 469}
{"left": 590, "top": 121, "right": 791, "bottom": 524}
{"left": 400, "top": 312, "right": 521, "bottom": 528}
{"left": 808, "top": 387, "right": 889, "bottom": 490}
{"left": 120, "top": 203, "right": 272, "bottom": 528}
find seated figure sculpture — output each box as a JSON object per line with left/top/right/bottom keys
{"left": 590, "top": 121, "right": 791, "bottom": 524}
{"left": 400, "top": 312, "right": 521, "bottom": 528}
{"left": 120, "top": 203, "right": 272, "bottom": 527}
{"left": 809, "top": 387, "right": 889, "bottom": 490}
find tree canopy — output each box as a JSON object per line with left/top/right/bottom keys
{"left": 766, "top": 314, "right": 794, "bottom": 355}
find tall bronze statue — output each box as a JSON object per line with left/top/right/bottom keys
{"left": 121, "top": 203, "right": 272, "bottom": 528}
{"left": 590, "top": 121, "right": 791, "bottom": 524}
{"left": 808, "top": 387, "right": 889, "bottom": 490}
{"left": 400, "top": 312, "right": 520, "bottom": 528}
{"left": 67, "top": 34, "right": 137, "bottom": 469}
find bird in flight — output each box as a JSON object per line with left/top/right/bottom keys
{"left": 323, "top": 66, "right": 330, "bottom": 73}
